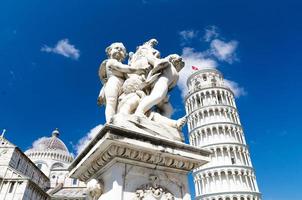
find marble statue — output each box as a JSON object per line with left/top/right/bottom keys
{"left": 98, "top": 39, "right": 187, "bottom": 141}
{"left": 134, "top": 54, "right": 185, "bottom": 117}
{"left": 98, "top": 43, "right": 148, "bottom": 122}
{"left": 86, "top": 179, "right": 103, "bottom": 200}
{"left": 128, "top": 39, "right": 168, "bottom": 77}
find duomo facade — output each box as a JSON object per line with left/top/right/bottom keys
{"left": 0, "top": 129, "right": 86, "bottom": 199}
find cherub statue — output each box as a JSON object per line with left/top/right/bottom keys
{"left": 98, "top": 40, "right": 187, "bottom": 139}
{"left": 98, "top": 42, "right": 148, "bottom": 122}
{"left": 113, "top": 39, "right": 169, "bottom": 116}
{"left": 135, "top": 54, "right": 185, "bottom": 117}
{"left": 128, "top": 39, "right": 170, "bottom": 80}
{"left": 116, "top": 76, "right": 186, "bottom": 131}
{"left": 117, "top": 76, "right": 146, "bottom": 115}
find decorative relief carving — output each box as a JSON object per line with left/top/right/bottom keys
{"left": 79, "top": 144, "right": 199, "bottom": 182}
{"left": 86, "top": 179, "right": 103, "bottom": 200}
{"left": 134, "top": 175, "right": 174, "bottom": 200}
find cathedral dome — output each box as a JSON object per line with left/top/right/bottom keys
{"left": 32, "top": 129, "right": 69, "bottom": 152}
{"left": 25, "top": 129, "right": 74, "bottom": 167}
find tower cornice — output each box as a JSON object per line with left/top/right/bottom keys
{"left": 193, "top": 165, "right": 255, "bottom": 175}
{"left": 187, "top": 104, "right": 238, "bottom": 118}
{"left": 186, "top": 68, "right": 223, "bottom": 87}
{"left": 186, "top": 85, "right": 235, "bottom": 101}
{"left": 189, "top": 122, "right": 243, "bottom": 134}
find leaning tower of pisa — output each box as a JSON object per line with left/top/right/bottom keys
{"left": 185, "top": 68, "right": 261, "bottom": 200}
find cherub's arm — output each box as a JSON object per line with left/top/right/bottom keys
{"left": 108, "top": 59, "right": 148, "bottom": 74}
{"left": 112, "top": 63, "right": 139, "bottom": 73}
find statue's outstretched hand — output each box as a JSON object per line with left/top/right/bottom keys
{"left": 134, "top": 64, "right": 151, "bottom": 74}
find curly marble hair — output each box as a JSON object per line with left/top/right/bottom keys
{"left": 105, "top": 42, "right": 127, "bottom": 61}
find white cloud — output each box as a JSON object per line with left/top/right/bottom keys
{"left": 41, "top": 39, "right": 80, "bottom": 60}
{"left": 210, "top": 39, "right": 238, "bottom": 63}
{"left": 177, "top": 26, "right": 244, "bottom": 99}
{"left": 75, "top": 124, "right": 103, "bottom": 155}
{"left": 179, "top": 30, "right": 198, "bottom": 45}
{"left": 204, "top": 26, "right": 219, "bottom": 42}
{"left": 29, "top": 137, "right": 48, "bottom": 150}
{"left": 178, "top": 47, "right": 217, "bottom": 98}
{"left": 224, "top": 79, "right": 247, "bottom": 98}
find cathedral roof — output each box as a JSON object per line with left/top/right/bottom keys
{"left": 0, "top": 131, "right": 16, "bottom": 148}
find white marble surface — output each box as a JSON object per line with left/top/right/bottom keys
{"left": 99, "top": 162, "right": 190, "bottom": 200}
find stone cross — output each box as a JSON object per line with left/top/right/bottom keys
{"left": 1, "top": 129, "right": 6, "bottom": 137}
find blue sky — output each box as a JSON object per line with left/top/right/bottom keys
{"left": 1, "top": 0, "right": 302, "bottom": 199}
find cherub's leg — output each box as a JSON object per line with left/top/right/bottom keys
{"left": 151, "top": 112, "right": 176, "bottom": 127}
{"left": 104, "top": 77, "right": 123, "bottom": 122}
{"left": 151, "top": 113, "right": 187, "bottom": 131}
{"left": 118, "top": 94, "right": 141, "bottom": 115}
{"left": 135, "top": 77, "right": 169, "bottom": 116}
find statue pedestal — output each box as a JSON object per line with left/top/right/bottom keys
{"left": 69, "top": 124, "right": 210, "bottom": 200}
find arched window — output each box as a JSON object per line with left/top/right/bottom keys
{"left": 37, "top": 163, "right": 42, "bottom": 169}
{"left": 51, "top": 162, "right": 64, "bottom": 169}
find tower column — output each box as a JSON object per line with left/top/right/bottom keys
{"left": 201, "top": 176, "right": 205, "bottom": 194}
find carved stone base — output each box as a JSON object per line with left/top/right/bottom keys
{"left": 111, "top": 114, "right": 185, "bottom": 142}
{"left": 69, "top": 124, "right": 210, "bottom": 200}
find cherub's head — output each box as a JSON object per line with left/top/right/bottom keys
{"left": 105, "top": 42, "right": 127, "bottom": 61}
{"left": 143, "top": 38, "right": 158, "bottom": 47}
{"left": 167, "top": 54, "right": 185, "bottom": 72}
